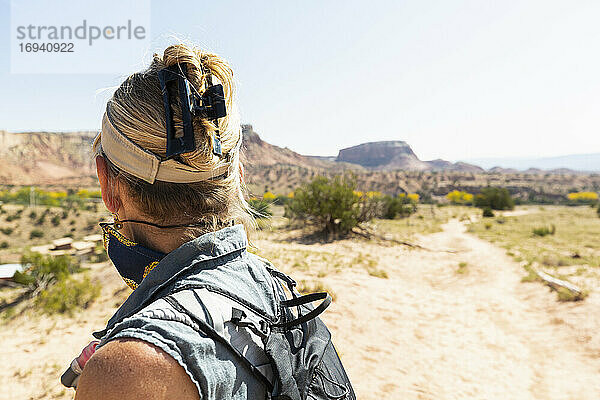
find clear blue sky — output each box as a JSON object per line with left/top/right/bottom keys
{"left": 1, "top": 0, "right": 599, "bottom": 161}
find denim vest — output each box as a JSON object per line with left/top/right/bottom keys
{"left": 93, "top": 225, "right": 278, "bottom": 399}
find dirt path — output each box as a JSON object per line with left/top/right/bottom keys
{"left": 310, "top": 219, "right": 600, "bottom": 399}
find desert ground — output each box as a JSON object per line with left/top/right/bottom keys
{"left": 1, "top": 206, "right": 599, "bottom": 400}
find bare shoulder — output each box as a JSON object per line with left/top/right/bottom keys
{"left": 75, "top": 338, "right": 199, "bottom": 400}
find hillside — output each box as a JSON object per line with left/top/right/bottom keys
{"left": 241, "top": 124, "right": 364, "bottom": 172}
{"left": 0, "top": 130, "right": 96, "bottom": 185}
{"left": 241, "top": 124, "right": 325, "bottom": 168}
{"left": 0, "top": 126, "right": 599, "bottom": 202}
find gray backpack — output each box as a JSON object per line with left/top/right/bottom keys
{"left": 163, "top": 265, "right": 356, "bottom": 400}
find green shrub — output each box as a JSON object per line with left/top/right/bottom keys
{"left": 11, "top": 253, "right": 95, "bottom": 315}
{"left": 474, "top": 187, "right": 514, "bottom": 210}
{"left": 19, "top": 253, "right": 81, "bottom": 290}
{"left": 29, "top": 229, "right": 44, "bottom": 239}
{"left": 273, "top": 195, "right": 292, "bottom": 206}
{"left": 285, "top": 176, "right": 402, "bottom": 234}
{"left": 0, "top": 241, "right": 8, "bottom": 249}
{"left": 285, "top": 175, "right": 364, "bottom": 235}
{"left": 532, "top": 225, "right": 555, "bottom": 237}
{"left": 248, "top": 199, "right": 273, "bottom": 218}
{"left": 35, "top": 275, "right": 100, "bottom": 315}
{"left": 597, "top": 203, "right": 600, "bottom": 218}
{"left": 482, "top": 207, "right": 495, "bottom": 218}
{"left": 28, "top": 211, "right": 37, "bottom": 219}
{"left": 0, "top": 227, "right": 14, "bottom": 235}
{"left": 381, "top": 195, "right": 416, "bottom": 219}
{"left": 51, "top": 215, "right": 61, "bottom": 226}
{"left": 12, "top": 270, "right": 36, "bottom": 286}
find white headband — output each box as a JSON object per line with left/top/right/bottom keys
{"left": 100, "top": 111, "right": 232, "bottom": 184}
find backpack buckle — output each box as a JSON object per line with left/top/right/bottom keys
{"left": 231, "top": 307, "right": 270, "bottom": 339}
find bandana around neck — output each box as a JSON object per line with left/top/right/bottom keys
{"left": 100, "top": 222, "right": 166, "bottom": 290}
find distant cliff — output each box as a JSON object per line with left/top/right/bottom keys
{"left": 241, "top": 124, "right": 363, "bottom": 172}
{"left": 0, "top": 130, "right": 96, "bottom": 184}
{"left": 336, "top": 141, "right": 483, "bottom": 172}
{"left": 337, "top": 141, "right": 428, "bottom": 170}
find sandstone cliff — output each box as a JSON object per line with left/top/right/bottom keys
{"left": 337, "top": 141, "right": 428, "bottom": 170}
{"left": 0, "top": 130, "right": 96, "bottom": 184}
{"left": 336, "top": 141, "right": 483, "bottom": 172}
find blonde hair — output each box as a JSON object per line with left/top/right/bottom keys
{"left": 93, "top": 43, "right": 255, "bottom": 237}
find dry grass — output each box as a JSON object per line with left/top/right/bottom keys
{"left": 370, "top": 204, "right": 475, "bottom": 240}
{"left": 297, "top": 279, "right": 337, "bottom": 301}
{"left": 469, "top": 205, "right": 600, "bottom": 295}
{"left": 366, "top": 268, "right": 389, "bottom": 279}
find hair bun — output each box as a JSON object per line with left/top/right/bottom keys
{"left": 162, "top": 44, "right": 206, "bottom": 92}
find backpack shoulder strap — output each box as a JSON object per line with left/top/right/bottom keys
{"left": 169, "top": 288, "right": 227, "bottom": 337}
{"left": 162, "top": 289, "right": 274, "bottom": 392}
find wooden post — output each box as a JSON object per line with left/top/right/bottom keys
{"left": 535, "top": 269, "right": 583, "bottom": 296}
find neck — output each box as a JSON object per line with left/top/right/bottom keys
{"left": 124, "top": 222, "right": 188, "bottom": 254}
{"left": 117, "top": 205, "right": 189, "bottom": 254}
{"left": 115, "top": 204, "right": 228, "bottom": 254}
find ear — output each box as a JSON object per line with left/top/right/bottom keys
{"left": 96, "top": 156, "right": 121, "bottom": 213}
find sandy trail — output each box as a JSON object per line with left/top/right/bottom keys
{"left": 306, "top": 219, "right": 600, "bottom": 399}
{"left": 1, "top": 220, "right": 599, "bottom": 399}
